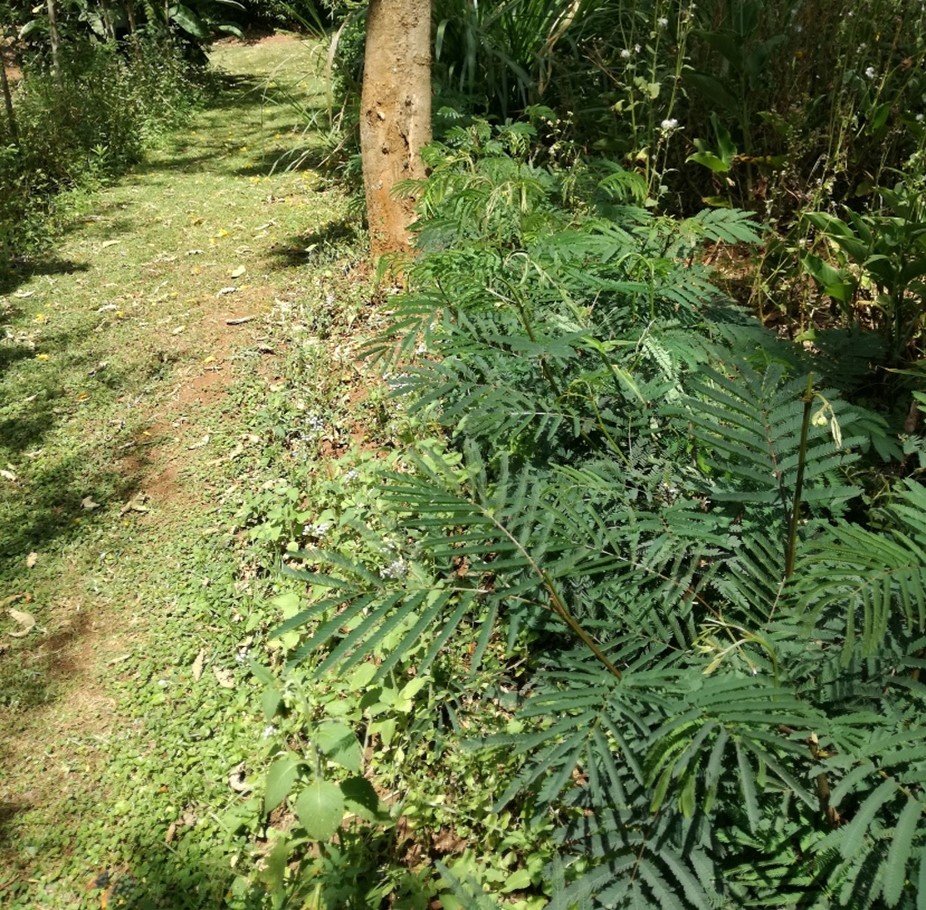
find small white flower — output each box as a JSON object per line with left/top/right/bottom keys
{"left": 302, "top": 521, "right": 333, "bottom": 540}
{"left": 634, "top": 43, "right": 641, "bottom": 53}
{"left": 620, "top": 48, "right": 632, "bottom": 59}
{"left": 865, "top": 66, "right": 877, "bottom": 79}
{"left": 380, "top": 557, "right": 409, "bottom": 580}
{"left": 235, "top": 647, "right": 250, "bottom": 664}
{"left": 660, "top": 118, "right": 679, "bottom": 131}
{"left": 343, "top": 469, "right": 359, "bottom": 482}
{"left": 158, "top": 678, "right": 169, "bottom": 688}
{"left": 916, "top": 113, "right": 924, "bottom": 122}
{"left": 657, "top": 16, "right": 669, "bottom": 27}
{"left": 261, "top": 725, "right": 277, "bottom": 739}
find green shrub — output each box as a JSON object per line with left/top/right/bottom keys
{"left": 271, "top": 124, "right": 926, "bottom": 908}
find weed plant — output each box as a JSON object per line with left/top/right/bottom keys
{"left": 265, "top": 123, "right": 926, "bottom": 908}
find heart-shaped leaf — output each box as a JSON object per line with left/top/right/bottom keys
{"left": 295, "top": 780, "right": 344, "bottom": 841}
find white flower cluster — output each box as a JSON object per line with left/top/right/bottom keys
{"left": 380, "top": 557, "right": 409, "bottom": 580}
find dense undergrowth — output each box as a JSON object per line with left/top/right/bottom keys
{"left": 246, "top": 114, "right": 926, "bottom": 906}
{"left": 0, "top": 33, "right": 205, "bottom": 267}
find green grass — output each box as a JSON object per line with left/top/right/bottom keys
{"left": 0, "top": 36, "right": 366, "bottom": 909}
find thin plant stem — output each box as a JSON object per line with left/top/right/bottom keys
{"left": 785, "top": 373, "right": 815, "bottom": 578}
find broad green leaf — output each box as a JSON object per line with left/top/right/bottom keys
{"left": 263, "top": 835, "right": 291, "bottom": 893}
{"left": 264, "top": 753, "right": 302, "bottom": 813}
{"left": 168, "top": 3, "right": 208, "bottom": 39}
{"left": 271, "top": 592, "right": 301, "bottom": 617}
{"left": 502, "top": 868, "right": 532, "bottom": 892}
{"left": 341, "top": 776, "right": 390, "bottom": 823}
{"left": 347, "top": 662, "right": 377, "bottom": 691}
{"left": 248, "top": 661, "right": 275, "bottom": 686}
{"left": 315, "top": 720, "right": 362, "bottom": 773}
{"left": 800, "top": 253, "right": 855, "bottom": 303}
{"left": 262, "top": 687, "right": 282, "bottom": 721}
{"left": 687, "top": 151, "right": 731, "bottom": 175}
{"left": 295, "top": 780, "right": 345, "bottom": 841}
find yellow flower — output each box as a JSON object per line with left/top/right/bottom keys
{"left": 35, "top": 353, "right": 49, "bottom": 361}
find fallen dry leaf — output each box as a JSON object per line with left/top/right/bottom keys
{"left": 81, "top": 496, "right": 100, "bottom": 511}
{"left": 228, "top": 762, "right": 250, "bottom": 793}
{"left": 171, "top": 325, "right": 186, "bottom": 336}
{"left": 100, "top": 239, "right": 120, "bottom": 249}
{"left": 225, "top": 316, "right": 254, "bottom": 326}
{"left": 188, "top": 435, "right": 211, "bottom": 451}
{"left": 217, "top": 286, "right": 238, "bottom": 296}
{"left": 25, "top": 552, "right": 38, "bottom": 568}
{"left": 0, "top": 469, "right": 17, "bottom": 482}
{"left": 229, "top": 265, "right": 246, "bottom": 279}
{"left": 213, "top": 666, "right": 235, "bottom": 689}
{"left": 8, "top": 608, "right": 36, "bottom": 637}
{"left": 192, "top": 648, "right": 206, "bottom": 681}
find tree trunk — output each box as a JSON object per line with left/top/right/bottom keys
{"left": 125, "top": 0, "right": 138, "bottom": 35}
{"left": 124, "top": 1, "right": 142, "bottom": 62}
{"left": 100, "top": 0, "right": 116, "bottom": 42}
{"left": 0, "top": 40, "right": 18, "bottom": 143}
{"left": 45, "top": 0, "right": 63, "bottom": 89}
{"left": 359, "top": 0, "right": 432, "bottom": 257}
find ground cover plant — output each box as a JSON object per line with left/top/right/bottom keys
{"left": 0, "top": 34, "right": 375, "bottom": 909}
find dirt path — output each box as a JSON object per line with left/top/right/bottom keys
{"left": 0, "top": 36, "right": 355, "bottom": 908}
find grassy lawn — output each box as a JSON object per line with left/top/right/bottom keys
{"left": 0, "top": 36, "right": 367, "bottom": 909}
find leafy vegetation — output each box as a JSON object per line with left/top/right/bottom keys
{"left": 258, "top": 116, "right": 926, "bottom": 907}
{"left": 0, "top": 31, "right": 206, "bottom": 267}
{"left": 3, "top": 3, "right": 926, "bottom": 909}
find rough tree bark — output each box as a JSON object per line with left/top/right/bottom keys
{"left": 359, "top": 0, "right": 432, "bottom": 256}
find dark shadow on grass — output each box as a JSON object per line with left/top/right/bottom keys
{"left": 264, "top": 218, "right": 361, "bottom": 269}
{"left": 230, "top": 142, "right": 329, "bottom": 178}
{"left": 0, "top": 258, "right": 90, "bottom": 299}
{"left": 0, "top": 451, "right": 144, "bottom": 563}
